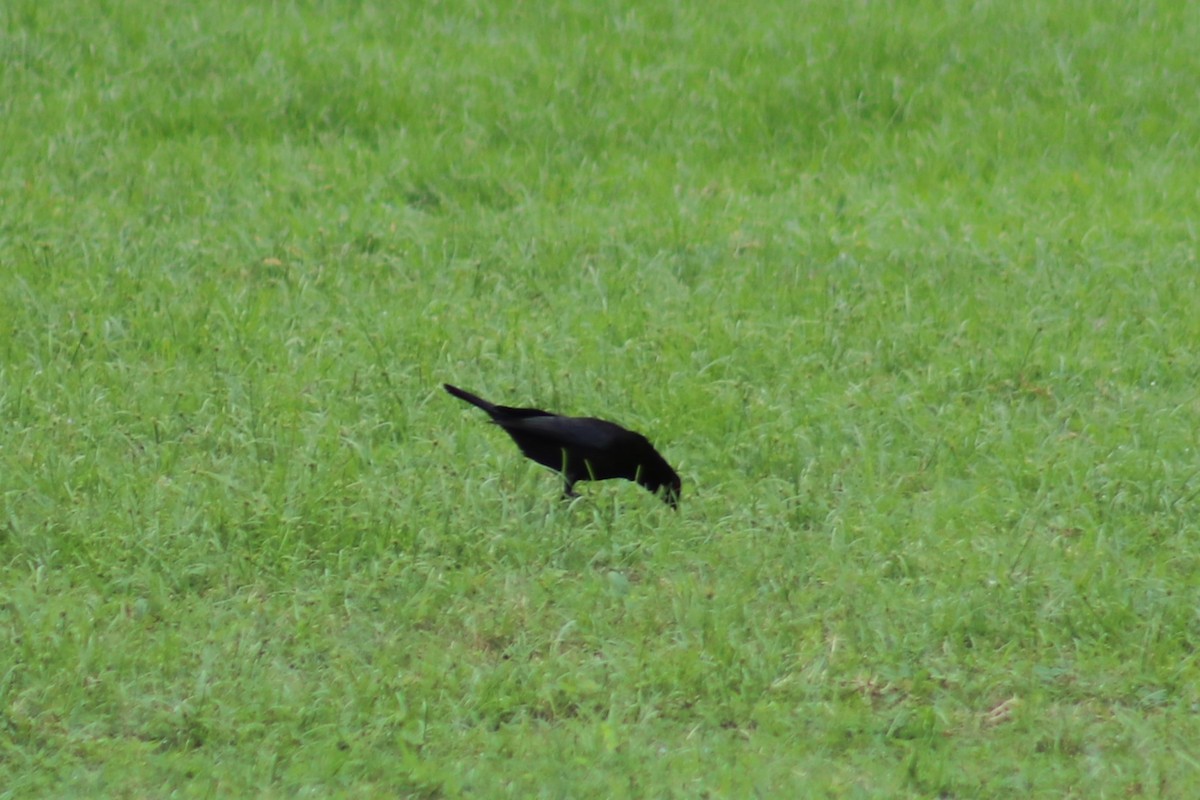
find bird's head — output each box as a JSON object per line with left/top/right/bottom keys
{"left": 663, "top": 474, "right": 682, "bottom": 509}
{"left": 641, "top": 466, "right": 682, "bottom": 509}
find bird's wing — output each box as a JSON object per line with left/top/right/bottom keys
{"left": 500, "top": 416, "right": 623, "bottom": 450}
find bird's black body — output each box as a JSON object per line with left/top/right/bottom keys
{"left": 444, "top": 384, "right": 681, "bottom": 507}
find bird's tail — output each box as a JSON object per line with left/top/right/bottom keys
{"left": 444, "top": 384, "right": 498, "bottom": 415}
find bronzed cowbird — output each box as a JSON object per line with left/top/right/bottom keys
{"left": 444, "top": 383, "right": 681, "bottom": 507}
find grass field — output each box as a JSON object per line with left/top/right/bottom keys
{"left": 4, "top": 0, "right": 1200, "bottom": 796}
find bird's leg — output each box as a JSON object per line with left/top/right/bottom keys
{"left": 559, "top": 448, "right": 581, "bottom": 500}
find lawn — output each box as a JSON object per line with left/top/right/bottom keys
{"left": 3, "top": 0, "right": 1200, "bottom": 796}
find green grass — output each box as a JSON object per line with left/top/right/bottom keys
{"left": 4, "top": 0, "right": 1200, "bottom": 795}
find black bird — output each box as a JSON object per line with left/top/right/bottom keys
{"left": 444, "top": 384, "right": 681, "bottom": 507}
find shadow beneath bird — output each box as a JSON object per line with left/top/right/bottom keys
{"left": 444, "top": 383, "right": 681, "bottom": 508}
